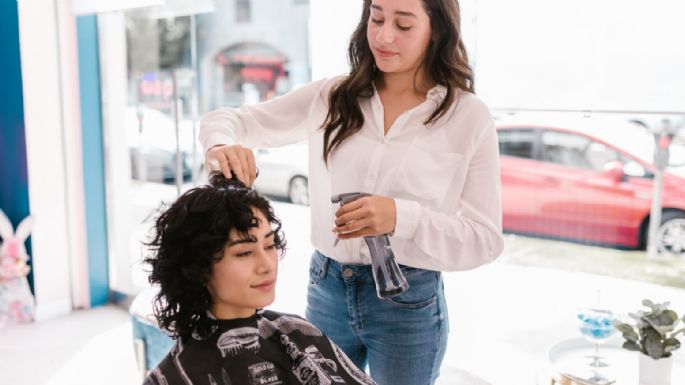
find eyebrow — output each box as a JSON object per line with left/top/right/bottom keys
{"left": 226, "top": 231, "right": 276, "bottom": 247}
{"left": 370, "top": 4, "right": 417, "bottom": 18}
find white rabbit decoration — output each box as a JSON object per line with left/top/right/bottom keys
{"left": 0, "top": 208, "right": 35, "bottom": 327}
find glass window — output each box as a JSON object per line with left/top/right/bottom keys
{"left": 100, "top": 0, "right": 310, "bottom": 294}
{"left": 236, "top": 0, "right": 251, "bottom": 23}
{"left": 498, "top": 129, "right": 536, "bottom": 159}
{"left": 623, "top": 159, "right": 649, "bottom": 178}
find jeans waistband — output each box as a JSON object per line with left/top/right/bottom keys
{"left": 313, "top": 250, "right": 375, "bottom": 283}
{"left": 313, "top": 250, "right": 440, "bottom": 284}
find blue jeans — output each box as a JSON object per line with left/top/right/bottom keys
{"left": 305, "top": 251, "right": 449, "bottom": 385}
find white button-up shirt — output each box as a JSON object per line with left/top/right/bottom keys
{"left": 200, "top": 77, "right": 503, "bottom": 271}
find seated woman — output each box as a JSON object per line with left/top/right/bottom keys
{"left": 143, "top": 173, "right": 376, "bottom": 385}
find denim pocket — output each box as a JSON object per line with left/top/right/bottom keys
{"left": 308, "top": 252, "right": 327, "bottom": 286}
{"left": 386, "top": 267, "right": 439, "bottom": 308}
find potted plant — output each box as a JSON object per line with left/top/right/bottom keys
{"left": 614, "top": 299, "right": 684, "bottom": 385}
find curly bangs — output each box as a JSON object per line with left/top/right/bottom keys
{"left": 144, "top": 172, "right": 286, "bottom": 339}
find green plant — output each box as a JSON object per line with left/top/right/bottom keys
{"left": 614, "top": 299, "right": 685, "bottom": 359}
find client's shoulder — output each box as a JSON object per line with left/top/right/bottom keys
{"left": 257, "top": 309, "right": 324, "bottom": 337}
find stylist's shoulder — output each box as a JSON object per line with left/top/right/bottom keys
{"left": 304, "top": 75, "right": 347, "bottom": 104}
{"left": 455, "top": 90, "right": 493, "bottom": 122}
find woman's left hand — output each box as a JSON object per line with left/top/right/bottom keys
{"left": 333, "top": 195, "right": 396, "bottom": 239}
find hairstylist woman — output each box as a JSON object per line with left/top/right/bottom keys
{"left": 200, "top": 1, "right": 503, "bottom": 383}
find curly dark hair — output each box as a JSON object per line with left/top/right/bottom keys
{"left": 322, "top": 0, "right": 473, "bottom": 164}
{"left": 144, "top": 172, "right": 286, "bottom": 339}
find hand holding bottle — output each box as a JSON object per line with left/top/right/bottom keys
{"left": 331, "top": 193, "right": 409, "bottom": 299}
{"left": 332, "top": 193, "right": 396, "bottom": 239}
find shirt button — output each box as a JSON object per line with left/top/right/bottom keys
{"left": 343, "top": 268, "right": 354, "bottom": 278}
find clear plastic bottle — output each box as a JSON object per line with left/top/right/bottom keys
{"left": 331, "top": 192, "right": 409, "bottom": 299}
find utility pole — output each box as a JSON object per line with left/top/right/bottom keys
{"left": 646, "top": 118, "right": 680, "bottom": 259}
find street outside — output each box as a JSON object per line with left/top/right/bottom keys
{"left": 500, "top": 233, "right": 685, "bottom": 290}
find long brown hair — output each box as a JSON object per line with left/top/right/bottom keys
{"left": 321, "top": 0, "right": 474, "bottom": 164}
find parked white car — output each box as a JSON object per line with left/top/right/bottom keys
{"left": 125, "top": 106, "right": 203, "bottom": 184}
{"left": 253, "top": 142, "right": 309, "bottom": 205}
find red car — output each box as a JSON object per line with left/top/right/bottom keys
{"left": 497, "top": 117, "right": 685, "bottom": 255}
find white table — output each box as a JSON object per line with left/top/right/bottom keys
{"left": 541, "top": 337, "right": 685, "bottom": 385}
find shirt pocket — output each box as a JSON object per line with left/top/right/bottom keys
{"left": 389, "top": 140, "right": 464, "bottom": 206}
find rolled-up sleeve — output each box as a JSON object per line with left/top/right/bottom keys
{"left": 199, "top": 78, "right": 333, "bottom": 153}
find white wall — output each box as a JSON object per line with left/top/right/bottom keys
{"left": 309, "top": 0, "right": 361, "bottom": 80}
{"left": 18, "top": 0, "right": 76, "bottom": 319}
{"left": 56, "top": 0, "right": 91, "bottom": 309}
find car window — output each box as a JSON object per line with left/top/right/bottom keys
{"left": 498, "top": 129, "right": 535, "bottom": 159}
{"left": 623, "top": 159, "right": 649, "bottom": 178}
{"left": 541, "top": 131, "right": 593, "bottom": 169}
{"left": 585, "top": 142, "right": 620, "bottom": 171}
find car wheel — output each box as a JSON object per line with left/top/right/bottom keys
{"left": 288, "top": 176, "right": 309, "bottom": 206}
{"left": 656, "top": 211, "right": 685, "bottom": 257}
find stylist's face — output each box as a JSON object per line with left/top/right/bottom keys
{"left": 367, "top": 0, "right": 432, "bottom": 75}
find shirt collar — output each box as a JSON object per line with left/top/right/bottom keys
{"left": 371, "top": 82, "right": 448, "bottom": 102}
{"left": 427, "top": 84, "right": 448, "bottom": 102}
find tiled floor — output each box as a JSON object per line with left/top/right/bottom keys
{"left": 0, "top": 305, "right": 138, "bottom": 385}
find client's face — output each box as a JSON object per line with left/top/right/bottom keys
{"left": 207, "top": 208, "right": 279, "bottom": 319}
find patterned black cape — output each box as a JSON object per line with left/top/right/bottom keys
{"left": 143, "top": 309, "right": 376, "bottom": 385}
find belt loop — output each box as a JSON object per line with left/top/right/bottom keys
{"left": 315, "top": 250, "right": 330, "bottom": 280}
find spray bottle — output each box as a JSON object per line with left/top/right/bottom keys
{"left": 331, "top": 192, "right": 409, "bottom": 299}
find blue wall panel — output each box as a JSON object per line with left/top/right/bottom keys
{"left": 76, "top": 16, "right": 109, "bottom": 306}
{"left": 0, "top": 0, "right": 33, "bottom": 290}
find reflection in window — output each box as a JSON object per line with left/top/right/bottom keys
{"left": 498, "top": 129, "right": 535, "bottom": 159}
{"left": 214, "top": 43, "right": 288, "bottom": 107}
{"left": 125, "top": 15, "right": 197, "bottom": 186}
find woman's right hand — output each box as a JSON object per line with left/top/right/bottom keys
{"left": 206, "top": 144, "right": 258, "bottom": 187}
